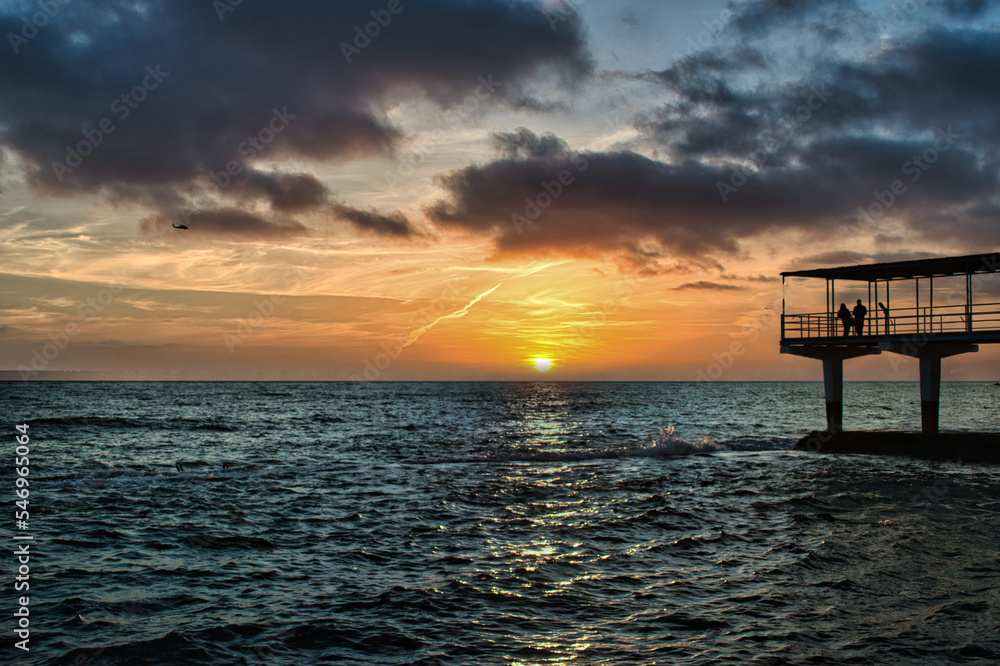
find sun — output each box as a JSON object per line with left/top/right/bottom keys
{"left": 532, "top": 357, "right": 554, "bottom": 372}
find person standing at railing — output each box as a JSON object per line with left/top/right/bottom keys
{"left": 878, "top": 302, "right": 889, "bottom": 335}
{"left": 837, "top": 303, "right": 853, "bottom": 336}
{"left": 853, "top": 299, "right": 868, "bottom": 336}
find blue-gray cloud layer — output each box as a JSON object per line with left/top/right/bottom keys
{"left": 1, "top": 0, "right": 592, "bottom": 238}
{"left": 431, "top": 0, "right": 1000, "bottom": 267}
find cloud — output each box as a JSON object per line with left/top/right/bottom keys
{"left": 427, "top": 2, "right": 1000, "bottom": 267}
{"left": 492, "top": 128, "right": 571, "bottom": 159}
{"left": 792, "top": 250, "right": 938, "bottom": 267}
{"left": 230, "top": 171, "right": 331, "bottom": 213}
{"left": 140, "top": 208, "right": 308, "bottom": 240}
{"left": 645, "top": 27, "right": 1000, "bottom": 165}
{"left": 427, "top": 139, "right": 756, "bottom": 263}
{"left": 427, "top": 126, "right": 997, "bottom": 268}
{"left": 332, "top": 204, "right": 420, "bottom": 239}
{"left": 730, "top": 0, "right": 868, "bottom": 41}
{"left": 0, "top": 0, "right": 593, "bottom": 196}
{"left": 935, "top": 0, "right": 1000, "bottom": 18}
{"left": 671, "top": 281, "right": 746, "bottom": 291}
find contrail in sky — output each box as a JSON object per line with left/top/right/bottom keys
{"left": 402, "top": 282, "right": 503, "bottom": 349}
{"left": 400, "top": 262, "right": 562, "bottom": 349}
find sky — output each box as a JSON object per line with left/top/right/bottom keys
{"left": 1, "top": 0, "right": 999, "bottom": 380}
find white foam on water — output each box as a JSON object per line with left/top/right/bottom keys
{"left": 444, "top": 427, "right": 787, "bottom": 464}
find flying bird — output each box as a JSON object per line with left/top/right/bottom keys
{"left": 172, "top": 223, "right": 189, "bottom": 229}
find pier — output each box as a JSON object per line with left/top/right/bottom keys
{"left": 780, "top": 253, "right": 1000, "bottom": 460}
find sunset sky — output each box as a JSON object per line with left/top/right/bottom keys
{"left": 2, "top": 0, "right": 999, "bottom": 380}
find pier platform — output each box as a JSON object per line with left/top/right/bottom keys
{"left": 794, "top": 430, "right": 1000, "bottom": 464}
{"left": 780, "top": 252, "right": 999, "bottom": 435}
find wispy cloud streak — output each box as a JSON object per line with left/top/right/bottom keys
{"left": 403, "top": 282, "right": 503, "bottom": 348}
{"left": 401, "top": 262, "right": 562, "bottom": 348}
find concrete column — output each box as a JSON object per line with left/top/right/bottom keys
{"left": 881, "top": 342, "right": 976, "bottom": 434}
{"left": 782, "top": 344, "right": 880, "bottom": 433}
{"left": 919, "top": 356, "right": 941, "bottom": 434}
{"left": 823, "top": 358, "right": 843, "bottom": 432}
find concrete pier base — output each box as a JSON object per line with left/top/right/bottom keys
{"left": 919, "top": 357, "right": 941, "bottom": 434}
{"left": 880, "top": 342, "right": 978, "bottom": 434}
{"left": 823, "top": 358, "right": 843, "bottom": 433}
{"left": 780, "top": 252, "right": 999, "bottom": 459}
{"left": 780, "top": 344, "right": 880, "bottom": 431}
{"left": 794, "top": 430, "right": 1000, "bottom": 463}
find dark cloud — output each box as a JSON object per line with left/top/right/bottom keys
{"left": 428, "top": 140, "right": 746, "bottom": 261}
{"left": 645, "top": 26, "right": 1000, "bottom": 168}
{"left": 427, "top": 127, "right": 998, "bottom": 268}
{"left": 808, "top": 29, "right": 1000, "bottom": 142}
{"left": 332, "top": 204, "right": 420, "bottom": 239}
{"left": 730, "top": 0, "right": 867, "bottom": 40}
{"left": 140, "top": 208, "right": 307, "bottom": 240}
{"left": 672, "top": 281, "right": 746, "bottom": 291}
{"left": 793, "top": 250, "right": 876, "bottom": 266}
{"left": 427, "top": 2, "right": 1000, "bottom": 267}
{"left": 792, "top": 250, "right": 938, "bottom": 268}
{"left": 936, "top": 0, "right": 999, "bottom": 18}
{"left": 0, "top": 0, "right": 592, "bottom": 195}
{"left": 113, "top": 168, "right": 416, "bottom": 240}
{"left": 230, "top": 171, "right": 330, "bottom": 213}
{"left": 492, "top": 128, "right": 571, "bottom": 159}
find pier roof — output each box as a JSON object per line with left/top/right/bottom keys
{"left": 781, "top": 252, "right": 998, "bottom": 282}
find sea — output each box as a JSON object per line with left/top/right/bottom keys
{"left": 2, "top": 381, "right": 999, "bottom": 665}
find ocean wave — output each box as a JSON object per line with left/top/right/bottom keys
{"left": 184, "top": 534, "right": 275, "bottom": 550}
{"left": 24, "top": 415, "right": 238, "bottom": 431}
{"left": 435, "top": 427, "right": 794, "bottom": 464}
{"left": 312, "top": 413, "right": 346, "bottom": 424}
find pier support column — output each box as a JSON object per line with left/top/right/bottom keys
{"left": 881, "top": 342, "right": 978, "bottom": 434}
{"left": 919, "top": 356, "right": 941, "bottom": 434}
{"left": 781, "top": 344, "right": 881, "bottom": 432}
{"left": 823, "top": 358, "right": 843, "bottom": 433}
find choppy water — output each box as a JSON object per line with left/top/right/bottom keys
{"left": 2, "top": 381, "right": 999, "bottom": 664}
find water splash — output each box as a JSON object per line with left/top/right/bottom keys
{"left": 438, "top": 426, "right": 751, "bottom": 464}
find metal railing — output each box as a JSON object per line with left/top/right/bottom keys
{"left": 781, "top": 302, "right": 1000, "bottom": 340}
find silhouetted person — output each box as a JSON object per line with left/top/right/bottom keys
{"left": 837, "top": 303, "right": 852, "bottom": 336}
{"left": 853, "top": 299, "right": 868, "bottom": 336}
{"left": 878, "top": 302, "right": 889, "bottom": 334}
